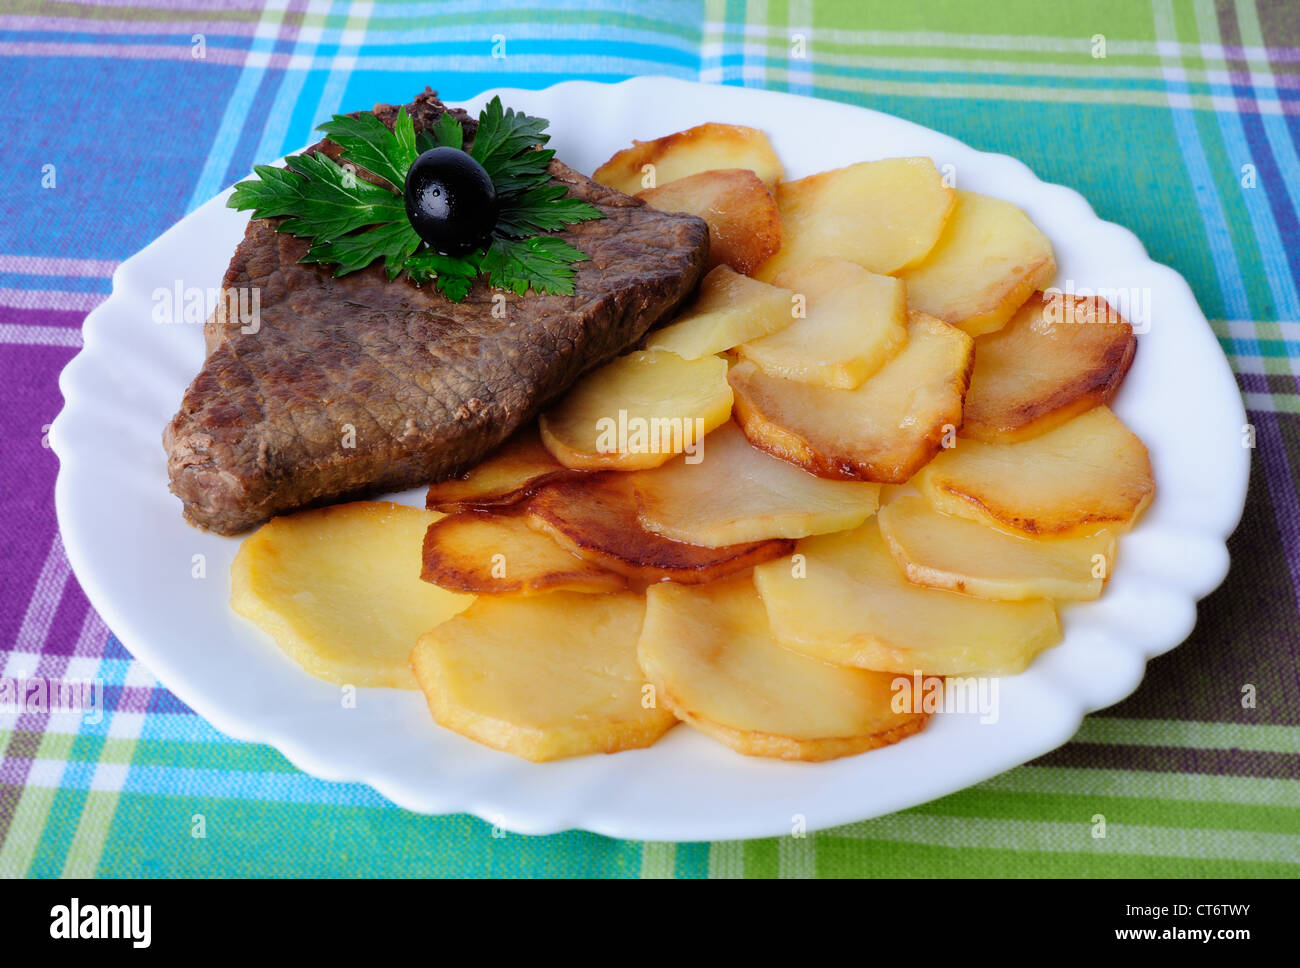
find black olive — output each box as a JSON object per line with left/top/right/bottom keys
{"left": 403, "top": 147, "right": 498, "bottom": 257}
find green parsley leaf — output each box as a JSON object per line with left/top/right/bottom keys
{"left": 315, "top": 107, "right": 418, "bottom": 190}
{"left": 228, "top": 162, "right": 306, "bottom": 214}
{"left": 470, "top": 96, "right": 550, "bottom": 178}
{"left": 435, "top": 272, "right": 476, "bottom": 302}
{"left": 404, "top": 249, "right": 481, "bottom": 300}
{"left": 479, "top": 236, "right": 588, "bottom": 297}
{"left": 417, "top": 111, "right": 465, "bottom": 152}
{"left": 301, "top": 220, "right": 423, "bottom": 279}
{"left": 230, "top": 151, "right": 405, "bottom": 240}
{"left": 392, "top": 108, "right": 418, "bottom": 169}
{"left": 487, "top": 148, "right": 558, "bottom": 195}
{"left": 495, "top": 182, "right": 603, "bottom": 238}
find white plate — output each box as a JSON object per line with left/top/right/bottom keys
{"left": 52, "top": 77, "right": 1248, "bottom": 841}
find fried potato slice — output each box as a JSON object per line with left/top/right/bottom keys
{"left": 425, "top": 423, "right": 579, "bottom": 512}
{"left": 638, "top": 169, "right": 781, "bottom": 276}
{"left": 878, "top": 496, "right": 1115, "bottom": 601}
{"left": 898, "top": 190, "right": 1056, "bottom": 337}
{"left": 962, "top": 292, "right": 1138, "bottom": 443}
{"left": 411, "top": 592, "right": 676, "bottom": 761}
{"left": 915, "top": 405, "right": 1155, "bottom": 537}
{"left": 593, "top": 122, "right": 785, "bottom": 194}
{"left": 231, "top": 502, "right": 472, "bottom": 689}
{"left": 753, "top": 521, "right": 1062, "bottom": 676}
{"left": 525, "top": 473, "right": 791, "bottom": 584}
{"left": 539, "top": 350, "right": 733, "bottom": 471}
{"left": 646, "top": 265, "right": 797, "bottom": 360}
{"left": 755, "top": 157, "right": 954, "bottom": 281}
{"left": 634, "top": 422, "right": 881, "bottom": 547}
{"left": 737, "top": 259, "right": 907, "bottom": 389}
{"left": 730, "top": 311, "right": 973, "bottom": 482}
{"left": 637, "top": 576, "right": 929, "bottom": 761}
{"left": 420, "top": 511, "right": 626, "bottom": 595}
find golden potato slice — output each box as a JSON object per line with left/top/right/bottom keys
{"left": 737, "top": 259, "right": 907, "bottom": 389}
{"left": 412, "top": 592, "right": 676, "bottom": 761}
{"left": 646, "top": 265, "right": 796, "bottom": 360}
{"left": 878, "top": 496, "right": 1115, "bottom": 601}
{"left": 755, "top": 157, "right": 954, "bottom": 281}
{"left": 525, "top": 473, "right": 792, "bottom": 584}
{"left": 962, "top": 292, "right": 1138, "bottom": 443}
{"left": 634, "top": 422, "right": 880, "bottom": 547}
{"left": 638, "top": 169, "right": 781, "bottom": 276}
{"left": 539, "top": 350, "right": 733, "bottom": 471}
{"left": 425, "top": 423, "right": 579, "bottom": 513}
{"left": 915, "top": 405, "right": 1155, "bottom": 537}
{"left": 593, "top": 122, "right": 785, "bottom": 195}
{"left": 231, "top": 502, "right": 472, "bottom": 689}
{"left": 420, "top": 511, "right": 626, "bottom": 595}
{"left": 637, "top": 576, "right": 929, "bottom": 761}
{"left": 899, "top": 190, "right": 1056, "bottom": 337}
{"left": 730, "top": 311, "right": 973, "bottom": 483}
{"left": 753, "top": 522, "right": 1061, "bottom": 676}
{"left": 877, "top": 483, "right": 913, "bottom": 507}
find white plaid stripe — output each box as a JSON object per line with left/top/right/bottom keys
{"left": 185, "top": 0, "right": 295, "bottom": 212}
{"left": 639, "top": 841, "right": 676, "bottom": 878}
{"left": 707, "top": 840, "right": 745, "bottom": 878}
{"left": 836, "top": 814, "right": 1300, "bottom": 863}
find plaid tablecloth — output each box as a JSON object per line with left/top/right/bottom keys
{"left": 2, "top": 0, "right": 1296, "bottom": 878}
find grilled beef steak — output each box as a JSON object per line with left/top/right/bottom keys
{"left": 164, "top": 89, "right": 709, "bottom": 535}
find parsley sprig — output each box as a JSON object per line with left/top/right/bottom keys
{"left": 228, "top": 97, "right": 603, "bottom": 300}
